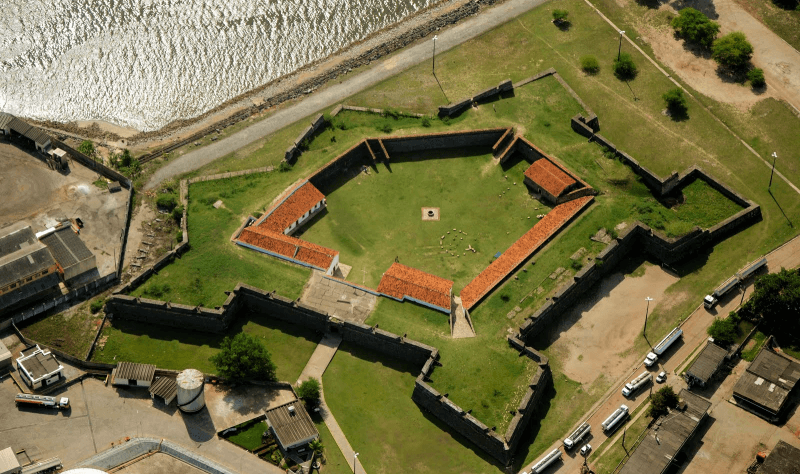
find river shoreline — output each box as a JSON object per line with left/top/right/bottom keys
{"left": 26, "top": 0, "right": 504, "bottom": 155}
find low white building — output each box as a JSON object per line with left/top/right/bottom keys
{"left": 16, "top": 345, "right": 63, "bottom": 390}
{"left": 112, "top": 362, "right": 156, "bottom": 388}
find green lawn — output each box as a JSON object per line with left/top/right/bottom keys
{"left": 741, "top": 330, "right": 768, "bottom": 361}
{"left": 311, "top": 414, "right": 352, "bottom": 474}
{"left": 20, "top": 301, "right": 103, "bottom": 358}
{"left": 93, "top": 312, "right": 320, "bottom": 382}
{"left": 323, "top": 342, "right": 506, "bottom": 474}
{"left": 227, "top": 421, "right": 268, "bottom": 451}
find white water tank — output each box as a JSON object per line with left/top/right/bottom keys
{"left": 176, "top": 368, "right": 205, "bottom": 413}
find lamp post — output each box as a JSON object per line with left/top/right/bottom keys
{"left": 644, "top": 296, "right": 653, "bottom": 344}
{"left": 353, "top": 452, "right": 359, "bottom": 474}
{"left": 769, "top": 152, "right": 777, "bottom": 189}
{"left": 432, "top": 35, "right": 438, "bottom": 74}
{"left": 618, "top": 30, "right": 626, "bottom": 60}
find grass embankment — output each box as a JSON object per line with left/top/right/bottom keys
{"left": 323, "top": 343, "right": 505, "bottom": 474}
{"left": 227, "top": 421, "right": 268, "bottom": 451}
{"left": 20, "top": 302, "right": 103, "bottom": 357}
{"left": 93, "top": 313, "right": 320, "bottom": 381}
{"left": 312, "top": 414, "right": 352, "bottom": 474}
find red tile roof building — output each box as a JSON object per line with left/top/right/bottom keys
{"left": 460, "top": 196, "right": 594, "bottom": 310}
{"left": 258, "top": 181, "right": 326, "bottom": 235}
{"left": 523, "top": 158, "right": 577, "bottom": 202}
{"left": 377, "top": 263, "right": 453, "bottom": 313}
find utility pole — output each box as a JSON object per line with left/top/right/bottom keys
{"left": 617, "top": 30, "right": 626, "bottom": 60}
{"left": 769, "top": 152, "right": 777, "bottom": 189}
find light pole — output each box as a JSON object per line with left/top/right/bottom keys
{"left": 644, "top": 296, "right": 653, "bottom": 345}
{"left": 617, "top": 30, "right": 626, "bottom": 60}
{"left": 432, "top": 35, "right": 438, "bottom": 74}
{"left": 769, "top": 152, "right": 777, "bottom": 190}
{"left": 353, "top": 452, "right": 359, "bottom": 474}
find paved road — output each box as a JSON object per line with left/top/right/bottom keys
{"left": 145, "top": 0, "right": 551, "bottom": 189}
{"left": 520, "top": 233, "right": 800, "bottom": 474}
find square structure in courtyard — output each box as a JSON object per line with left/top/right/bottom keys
{"left": 421, "top": 207, "right": 440, "bottom": 221}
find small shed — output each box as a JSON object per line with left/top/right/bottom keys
{"left": 0, "top": 447, "right": 21, "bottom": 474}
{"left": 264, "top": 401, "right": 319, "bottom": 452}
{"left": 685, "top": 341, "right": 728, "bottom": 388}
{"left": 112, "top": 362, "right": 156, "bottom": 387}
{"left": 16, "top": 345, "right": 63, "bottom": 390}
{"left": 149, "top": 376, "right": 178, "bottom": 405}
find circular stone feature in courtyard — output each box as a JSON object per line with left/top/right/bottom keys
{"left": 421, "top": 207, "right": 440, "bottom": 221}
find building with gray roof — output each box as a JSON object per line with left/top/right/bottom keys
{"left": 0, "top": 113, "right": 50, "bottom": 152}
{"left": 39, "top": 225, "right": 96, "bottom": 282}
{"left": 760, "top": 440, "right": 800, "bottom": 474}
{"left": 149, "top": 376, "right": 178, "bottom": 405}
{"left": 732, "top": 341, "right": 800, "bottom": 422}
{"left": 0, "top": 446, "right": 21, "bottom": 474}
{"left": 16, "top": 345, "right": 63, "bottom": 390}
{"left": 685, "top": 341, "right": 728, "bottom": 388}
{"left": 0, "top": 223, "right": 60, "bottom": 314}
{"left": 619, "top": 390, "right": 712, "bottom": 474}
{"left": 112, "top": 361, "right": 156, "bottom": 387}
{"left": 264, "top": 400, "right": 319, "bottom": 452}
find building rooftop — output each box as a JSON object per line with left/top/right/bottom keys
{"left": 149, "top": 376, "right": 178, "bottom": 402}
{"left": 23, "top": 126, "right": 50, "bottom": 145}
{"left": 0, "top": 112, "right": 14, "bottom": 130}
{"left": 39, "top": 225, "right": 94, "bottom": 269}
{"left": 0, "top": 241, "right": 56, "bottom": 289}
{"left": 0, "top": 446, "right": 21, "bottom": 474}
{"left": 115, "top": 361, "right": 156, "bottom": 383}
{"left": 619, "top": 390, "right": 711, "bottom": 474}
{"left": 259, "top": 181, "right": 325, "bottom": 234}
{"left": 524, "top": 158, "right": 577, "bottom": 198}
{"left": 265, "top": 400, "right": 319, "bottom": 450}
{"left": 377, "top": 263, "right": 453, "bottom": 311}
{"left": 0, "top": 222, "right": 37, "bottom": 256}
{"left": 686, "top": 341, "right": 728, "bottom": 384}
{"left": 17, "top": 346, "right": 62, "bottom": 381}
{"left": 760, "top": 440, "right": 800, "bottom": 474}
{"left": 7, "top": 116, "right": 32, "bottom": 137}
{"left": 238, "top": 226, "right": 338, "bottom": 271}
{"left": 733, "top": 345, "right": 800, "bottom": 415}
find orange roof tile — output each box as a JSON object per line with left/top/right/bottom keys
{"left": 239, "top": 227, "right": 297, "bottom": 259}
{"left": 377, "top": 263, "right": 453, "bottom": 310}
{"left": 524, "top": 158, "right": 577, "bottom": 197}
{"left": 260, "top": 181, "right": 325, "bottom": 233}
{"left": 238, "top": 225, "right": 338, "bottom": 271}
{"left": 460, "top": 196, "right": 593, "bottom": 309}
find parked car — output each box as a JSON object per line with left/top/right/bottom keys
{"left": 580, "top": 444, "right": 592, "bottom": 456}
{"left": 656, "top": 371, "right": 667, "bottom": 383}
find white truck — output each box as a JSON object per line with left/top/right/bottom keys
{"left": 644, "top": 328, "right": 683, "bottom": 367}
{"left": 563, "top": 422, "right": 591, "bottom": 450}
{"left": 15, "top": 393, "right": 70, "bottom": 410}
{"left": 622, "top": 371, "right": 653, "bottom": 397}
{"left": 601, "top": 404, "right": 629, "bottom": 433}
{"left": 528, "top": 448, "right": 562, "bottom": 474}
{"left": 703, "top": 257, "right": 767, "bottom": 309}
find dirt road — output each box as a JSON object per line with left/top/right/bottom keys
{"left": 145, "top": 0, "right": 551, "bottom": 189}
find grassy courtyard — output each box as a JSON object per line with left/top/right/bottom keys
{"left": 93, "top": 312, "right": 320, "bottom": 382}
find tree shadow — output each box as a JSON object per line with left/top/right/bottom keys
{"left": 675, "top": 33, "right": 714, "bottom": 59}
{"left": 636, "top": 0, "right": 663, "bottom": 9}
{"left": 669, "top": 0, "right": 719, "bottom": 19}
{"left": 715, "top": 65, "right": 748, "bottom": 85}
{"left": 553, "top": 19, "right": 572, "bottom": 31}
{"left": 665, "top": 106, "right": 690, "bottom": 122}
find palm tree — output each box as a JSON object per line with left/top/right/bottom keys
{"left": 309, "top": 439, "right": 325, "bottom": 464}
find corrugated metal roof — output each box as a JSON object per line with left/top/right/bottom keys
{"left": 39, "top": 226, "right": 93, "bottom": 269}
{"left": 8, "top": 116, "right": 32, "bottom": 136}
{"left": 149, "top": 376, "right": 178, "bottom": 402}
{"left": 686, "top": 342, "right": 728, "bottom": 384}
{"left": 24, "top": 127, "right": 50, "bottom": 145}
{"left": 265, "top": 400, "right": 319, "bottom": 450}
{"left": 760, "top": 440, "right": 800, "bottom": 474}
{"left": 733, "top": 346, "right": 800, "bottom": 414}
{"left": 115, "top": 361, "right": 156, "bottom": 383}
{"left": 0, "top": 112, "right": 14, "bottom": 130}
{"left": 0, "top": 222, "right": 37, "bottom": 257}
{"left": 0, "top": 242, "right": 56, "bottom": 288}
{"left": 0, "top": 446, "right": 20, "bottom": 473}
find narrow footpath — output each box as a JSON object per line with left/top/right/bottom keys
{"left": 145, "top": 0, "right": 551, "bottom": 189}
{"left": 296, "top": 334, "right": 367, "bottom": 474}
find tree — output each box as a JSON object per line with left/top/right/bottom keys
{"left": 209, "top": 333, "right": 277, "bottom": 382}
{"left": 671, "top": 8, "right": 720, "bottom": 48}
{"left": 309, "top": 438, "right": 325, "bottom": 463}
{"left": 707, "top": 317, "right": 738, "bottom": 346}
{"left": 712, "top": 32, "right": 754, "bottom": 70}
{"left": 580, "top": 55, "right": 600, "bottom": 74}
{"left": 662, "top": 88, "right": 688, "bottom": 118}
{"left": 613, "top": 53, "right": 638, "bottom": 80}
{"left": 747, "top": 68, "right": 765, "bottom": 88}
{"left": 741, "top": 268, "right": 800, "bottom": 333}
{"left": 648, "top": 386, "right": 679, "bottom": 419}
{"left": 297, "top": 377, "right": 321, "bottom": 401}
{"left": 552, "top": 9, "right": 569, "bottom": 23}
{"left": 78, "top": 140, "right": 95, "bottom": 158}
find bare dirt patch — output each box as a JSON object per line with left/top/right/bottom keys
{"left": 541, "top": 260, "right": 679, "bottom": 385}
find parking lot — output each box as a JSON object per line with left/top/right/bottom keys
{"left": 0, "top": 367, "right": 292, "bottom": 472}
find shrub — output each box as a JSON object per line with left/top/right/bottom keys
{"left": 384, "top": 108, "right": 402, "bottom": 119}
{"left": 172, "top": 204, "right": 184, "bottom": 222}
{"left": 612, "top": 53, "right": 638, "bottom": 80}
{"left": 298, "top": 138, "right": 310, "bottom": 151}
{"left": 707, "top": 317, "right": 738, "bottom": 346}
{"left": 648, "top": 386, "right": 679, "bottom": 419}
{"left": 441, "top": 116, "right": 451, "bottom": 125}
{"left": 747, "top": 68, "right": 765, "bottom": 88}
{"left": 571, "top": 259, "right": 584, "bottom": 271}
{"left": 78, "top": 140, "right": 95, "bottom": 157}
{"left": 90, "top": 299, "right": 105, "bottom": 314}
{"left": 378, "top": 122, "right": 392, "bottom": 134}
{"left": 712, "top": 32, "right": 753, "bottom": 70}
{"left": 580, "top": 55, "right": 600, "bottom": 74}
{"left": 421, "top": 116, "right": 432, "bottom": 128}
{"left": 144, "top": 283, "right": 171, "bottom": 298}
{"left": 176, "top": 230, "right": 183, "bottom": 243}
{"left": 552, "top": 9, "right": 569, "bottom": 22}
{"left": 209, "top": 333, "right": 277, "bottom": 382}
{"left": 279, "top": 161, "right": 292, "bottom": 172}
{"left": 297, "top": 378, "right": 321, "bottom": 401}
{"left": 662, "top": 88, "right": 688, "bottom": 117}
{"left": 156, "top": 194, "right": 178, "bottom": 210}
{"left": 671, "top": 8, "right": 720, "bottom": 48}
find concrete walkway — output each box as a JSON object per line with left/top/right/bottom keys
{"left": 145, "top": 0, "right": 552, "bottom": 189}
{"left": 295, "top": 334, "right": 367, "bottom": 474}
{"left": 451, "top": 296, "right": 476, "bottom": 338}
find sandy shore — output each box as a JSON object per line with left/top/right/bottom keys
{"left": 28, "top": 0, "right": 504, "bottom": 154}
